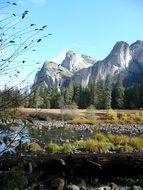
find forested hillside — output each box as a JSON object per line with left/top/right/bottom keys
{"left": 1, "top": 75, "right": 143, "bottom": 110}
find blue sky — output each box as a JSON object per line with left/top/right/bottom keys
{"left": 1, "top": 0, "right": 143, "bottom": 88}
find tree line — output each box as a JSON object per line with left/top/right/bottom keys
{"left": 1, "top": 75, "right": 143, "bottom": 110}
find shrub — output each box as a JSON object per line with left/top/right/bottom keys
{"left": 117, "top": 112, "right": 128, "bottom": 121}
{"left": 61, "top": 104, "right": 79, "bottom": 121}
{"left": 133, "top": 112, "right": 143, "bottom": 123}
{"left": 73, "top": 140, "right": 86, "bottom": 149}
{"left": 85, "top": 105, "right": 96, "bottom": 120}
{"left": 92, "top": 132, "right": 109, "bottom": 142}
{"left": 84, "top": 139, "right": 99, "bottom": 152}
{"left": 107, "top": 134, "right": 117, "bottom": 144}
{"left": 96, "top": 141, "right": 112, "bottom": 153}
{"left": 106, "top": 109, "right": 117, "bottom": 120}
{"left": 45, "top": 143, "right": 62, "bottom": 153}
{"left": 0, "top": 108, "right": 18, "bottom": 121}
{"left": 115, "top": 144, "right": 133, "bottom": 153}
{"left": 28, "top": 143, "right": 42, "bottom": 152}
{"left": 68, "top": 117, "right": 93, "bottom": 125}
{"left": 114, "top": 135, "right": 129, "bottom": 146}
{"left": 61, "top": 143, "right": 73, "bottom": 154}
{"left": 130, "top": 136, "right": 143, "bottom": 149}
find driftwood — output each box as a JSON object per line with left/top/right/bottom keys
{"left": 0, "top": 152, "right": 143, "bottom": 178}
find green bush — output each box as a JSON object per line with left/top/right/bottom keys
{"left": 115, "top": 144, "right": 133, "bottom": 153}
{"left": 28, "top": 143, "right": 42, "bottom": 152}
{"left": 61, "top": 143, "right": 73, "bottom": 153}
{"left": 133, "top": 112, "right": 143, "bottom": 122}
{"left": 106, "top": 109, "right": 117, "bottom": 120}
{"left": 114, "top": 135, "right": 130, "bottom": 146}
{"left": 45, "top": 143, "right": 62, "bottom": 153}
{"left": 130, "top": 136, "right": 143, "bottom": 149}
{"left": 117, "top": 112, "right": 128, "bottom": 121}
{"left": 92, "top": 132, "right": 109, "bottom": 142}
{"left": 84, "top": 139, "right": 99, "bottom": 152}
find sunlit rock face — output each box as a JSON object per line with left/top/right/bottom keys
{"left": 70, "top": 40, "right": 143, "bottom": 87}
{"left": 33, "top": 40, "right": 143, "bottom": 90}
{"left": 61, "top": 50, "right": 96, "bottom": 73}
{"left": 32, "top": 61, "right": 72, "bottom": 91}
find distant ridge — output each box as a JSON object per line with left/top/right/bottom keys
{"left": 33, "top": 40, "right": 143, "bottom": 90}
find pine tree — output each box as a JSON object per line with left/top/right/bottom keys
{"left": 124, "top": 84, "right": 140, "bottom": 109}
{"left": 139, "top": 84, "right": 143, "bottom": 108}
{"left": 73, "top": 84, "right": 81, "bottom": 106}
{"left": 79, "top": 87, "right": 91, "bottom": 108}
{"left": 64, "top": 85, "right": 74, "bottom": 105}
{"left": 88, "top": 81, "right": 96, "bottom": 106}
{"left": 95, "top": 79, "right": 104, "bottom": 109}
{"left": 113, "top": 75, "right": 125, "bottom": 109}
{"left": 104, "top": 75, "right": 112, "bottom": 109}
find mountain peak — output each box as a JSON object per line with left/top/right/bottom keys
{"left": 33, "top": 40, "right": 143, "bottom": 91}
{"left": 130, "top": 40, "right": 143, "bottom": 50}
{"left": 112, "top": 41, "right": 129, "bottom": 52}
{"left": 61, "top": 50, "right": 96, "bottom": 72}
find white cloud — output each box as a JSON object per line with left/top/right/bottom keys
{"left": 51, "top": 48, "right": 69, "bottom": 64}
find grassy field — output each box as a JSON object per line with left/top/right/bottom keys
{"left": 18, "top": 108, "right": 143, "bottom": 116}
{"left": 16, "top": 108, "right": 143, "bottom": 124}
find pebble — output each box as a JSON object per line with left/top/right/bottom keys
{"left": 66, "top": 184, "right": 80, "bottom": 190}
{"left": 32, "top": 120, "right": 143, "bottom": 136}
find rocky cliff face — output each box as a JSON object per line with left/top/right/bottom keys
{"left": 61, "top": 51, "right": 96, "bottom": 72}
{"left": 70, "top": 40, "right": 143, "bottom": 87}
{"left": 32, "top": 61, "right": 72, "bottom": 91}
{"left": 33, "top": 40, "right": 143, "bottom": 90}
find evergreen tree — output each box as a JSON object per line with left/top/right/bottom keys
{"left": 1, "top": 87, "right": 23, "bottom": 108}
{"left": 139, "top": 84, "right": 143, "bottom": 108}
{"left": 104, "top": 75, "right": 112, "bottom": 109}
{"left": 95, "top": 79, "right": 104, "bottom": 109}
{"left": 50, "top": 90, "right": 62, "bottom": 108}
{"left": 64, "top": 85, "right": 74, "bottom": 105}
{"left": 88, "top": 81, "right": 96, "bottom": 106}
{"left": 113, "top": 75, "right": 125, "bottom": 109}
{"left": 124, "top": 84, "right": 140, "bottom": 109}
{"left": 79, "top": 87, "right": 91, "bottom": 108}
{"left": 73, "top": 84, "right": 81, "bottom": 107}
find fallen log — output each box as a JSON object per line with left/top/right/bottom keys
{"left": 0, "top": 152, "right": 143, "bottom": 178}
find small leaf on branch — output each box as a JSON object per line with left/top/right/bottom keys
{"left": 12, "top": 13, "right": 16, "bottom": 16}
{"left": 22, "top": 10, "right": 29, "bottom": 19}
{"left": 37, "top": 39, "right": 42, "bottom": 43}
{"left": 9, "top": 40, "right": 15, "bottom": 43}
{"left": 42, "top": 25, "right": 47, "bottom": 29}
{"left": 30, "top": 24, "right": 35, "bottom": 27}
{"left": 12, "top": 3, "right": 17, "bottom": 5}
{"left": 24, "top": 46, "right": 27, "bottom": 49}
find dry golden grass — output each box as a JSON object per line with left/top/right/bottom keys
{"left": 130, "top": 137, "right": 143, "bottom": 149}
{"left": 68, "top": 117, "right": 96, "bottom": 125}
{"left": 114, "top": 135, "right": 130, "bottom": 145}
{"left": 15, "top": 108, "right": 143, "bottom": 124}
